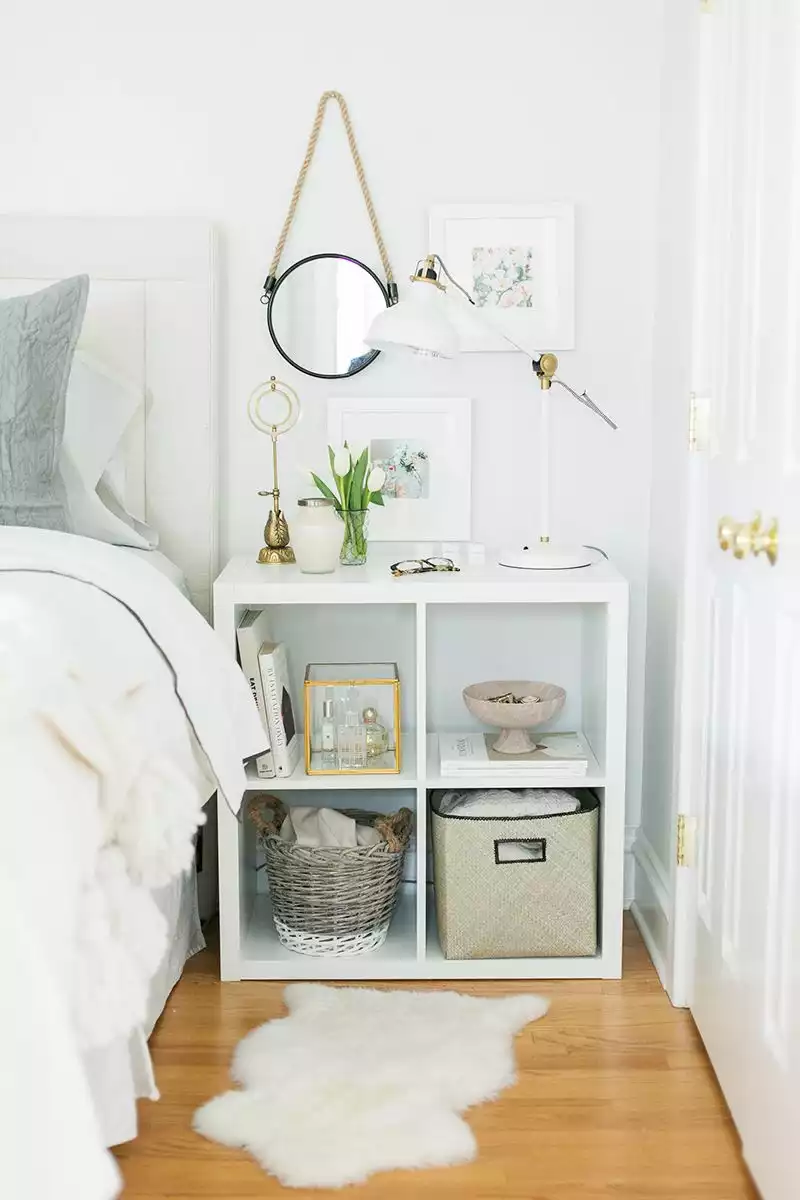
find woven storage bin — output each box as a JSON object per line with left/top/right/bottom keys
{"left": 430, "top": 790, "right": 599, "bottom": 959}
{"left": 247, "top": 797, "right": 412, "bottom": 957}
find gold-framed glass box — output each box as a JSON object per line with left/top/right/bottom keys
{"left": 304, "top": 662, "right": 401, "bottom": 775}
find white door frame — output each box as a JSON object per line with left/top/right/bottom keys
{"left": 657, "top": 0, "right": 715, "bottom": 1010}
{"left": 665, "top": 447, "right": 708, "bottom": 1007}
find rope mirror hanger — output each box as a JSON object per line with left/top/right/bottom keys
{"left": 260, "top": 91, "right": 397, "bottom": 381}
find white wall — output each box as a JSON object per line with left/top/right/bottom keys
{"left": 0, "top": 0, "right": 664, "bottom": 838}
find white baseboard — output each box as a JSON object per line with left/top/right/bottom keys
{"left": 630, "top": 829, "right": 672, "bottom": 991}
{"left": 624, "top": 825, "right": 637, "bottom": 909}
{"left": 630, "top": 899, "right": 668, "bottom": 981}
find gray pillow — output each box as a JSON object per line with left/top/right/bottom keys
{"left": 0, "top": 275, "right": 89, "bottom": 531}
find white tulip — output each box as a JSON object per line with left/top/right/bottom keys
{"left": 333, "top": 446, "right": 351, "bottom": 477}
{"left": 366, "top": 465, "right": 386, "bottom": 493}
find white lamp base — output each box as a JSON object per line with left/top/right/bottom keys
{"left": 498, "top": 542, "right": 604, "bottom": 571}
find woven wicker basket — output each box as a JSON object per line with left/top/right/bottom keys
{"left": 247, "top": 796, "right": 413, "bottom": 957}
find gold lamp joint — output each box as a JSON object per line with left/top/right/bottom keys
{"left": 410, "top": 255, "right": 447, "bottom": 290}
{"left": 535, "top": 353, "right": 559, "bottom": 390}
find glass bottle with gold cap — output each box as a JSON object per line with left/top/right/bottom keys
{"left": 362, "top": 706, "right": 389, "bottom": 759}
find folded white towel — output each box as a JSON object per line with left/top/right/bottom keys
{"left": 438, "top": 788, "right": 581, "bottom": 819}
{"left": 279, "top": 807, "right": 382, "bottom": 848}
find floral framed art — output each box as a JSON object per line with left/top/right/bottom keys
{"left": 327, "top": 397, "right": 472, "bottom": 541}
{"left": 429, "top": 204, "right": 575, "bottom": 352}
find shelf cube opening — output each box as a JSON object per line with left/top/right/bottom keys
{"left": 237, "top": 787, "right": 420, "bottom": 971}
{"left": 424, "top": 786, "right": 604, "bottom": 963}
{"left": 246, "top": 603, "right": 417, "bottom": 735}
{"left": 426, "top": 602, "right": 610, "bottom": 773}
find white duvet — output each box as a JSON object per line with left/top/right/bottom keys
{"left": 0, "top": 528, "right": 265, "bottom": 1200}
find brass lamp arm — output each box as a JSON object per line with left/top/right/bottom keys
{"left": 431, "top": 254, "right": 617, "bottom": 430}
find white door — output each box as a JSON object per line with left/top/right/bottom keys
{"left": 685, "top": 2, "right": 800, "bottom": 1196}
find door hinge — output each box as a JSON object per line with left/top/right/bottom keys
{"left": 676, "top": 814, "right": 697, "bottom": 867}
{"left": 677, "top": 814, "right": 688, "bottom": 866}
{"left": 688, "top": 392, "right": 710, "bottom": 452}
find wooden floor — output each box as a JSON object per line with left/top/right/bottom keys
{"left": 115, "top": 918, "right": 758, "bottom": 1199}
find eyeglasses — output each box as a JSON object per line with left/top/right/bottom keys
{"left": 390, "top": 557, "right": 460, "bottom": 577}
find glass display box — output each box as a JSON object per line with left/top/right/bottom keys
{"left": 304, "top": 662, "right": 401, "bottom": 775}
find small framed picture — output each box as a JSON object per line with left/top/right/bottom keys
{"left": 429, "top": 203, "right": 575, "bottom": 352}
{"left": 327, "top": 396, "right": 472, "bottom": 541}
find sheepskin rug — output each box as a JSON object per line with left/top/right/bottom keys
{"left": 193, "top": 983, "right": 548, "bottom": 1189}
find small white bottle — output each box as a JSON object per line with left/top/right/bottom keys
{"left": 320, "top": 689, "right": 337, "bottom": 769}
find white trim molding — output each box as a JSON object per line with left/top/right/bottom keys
{"left": 624, "top": 825, "right": 638, "bottom": 909}
{"left": 630, "top": 829, "right": 671, "bottom": 989}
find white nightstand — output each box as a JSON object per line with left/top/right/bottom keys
{"left": 213, "top": 552, "right": 629, "bottom": 982}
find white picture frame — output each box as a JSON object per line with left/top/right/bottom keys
{"left": 429, "top": 203, "right": 575, "bottom": 353}
{"left": 327, "top": 397, "right": 472, "bottom": 541}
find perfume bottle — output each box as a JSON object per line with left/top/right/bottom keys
{"left": 320, "top": 688, "right": 337, "bottom": 769}
{"left": 338, "top": 700, "right": 367, "bottom": 770}
{"left": 362, "top": 706, "right": 389, "bottom": 758}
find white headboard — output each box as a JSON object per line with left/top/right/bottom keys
{"left": 0, "top": 216, "right": 218, "bottom": 617}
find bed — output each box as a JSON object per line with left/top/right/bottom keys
{"left": 0, "top": 219, "right": 264, "bottom": 1200}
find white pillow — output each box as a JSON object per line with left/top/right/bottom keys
{"left": 62, "top": 353, "right": 159, "bottom": 550}
{"left": 96, "top": 474, "right": 159, "bottom": 549}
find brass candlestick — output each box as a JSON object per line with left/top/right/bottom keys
{"left": 247, "top": 376, "right": 301, "bottom": 565}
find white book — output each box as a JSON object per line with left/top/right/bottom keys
{"left": 236, "top": 609, "right": 275, "bottom": 778}
{"left": 258, "top": 641, "right": 301, "bottom": 778}
{"left": 439, "top": 731, "right": 589, "bottom": 776}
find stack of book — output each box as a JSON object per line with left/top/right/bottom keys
{"left": 438, "top": 731, "right": 590, "bottom": 779}
{"left": 236, "top": 609, "right": 300, "bottom": 779}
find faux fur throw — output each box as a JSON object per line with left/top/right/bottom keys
{"left": 194, "top": 983, "right": 548, "bottom": 1188}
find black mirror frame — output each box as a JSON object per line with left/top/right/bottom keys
{"left": 266, "top": 252, "right": 391, "bottom": 381}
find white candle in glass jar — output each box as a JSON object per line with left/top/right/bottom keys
{"left": 292, "top": 497, "right": 341, "bottom": 573}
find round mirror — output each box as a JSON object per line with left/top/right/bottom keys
{"left": 267, "top": 253, "right": 390, "bottom": 380}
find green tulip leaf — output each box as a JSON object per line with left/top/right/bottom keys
{"left": 350, "top": 448, "right": 368, "bottom": 511}
{"left": 311, "top": 473, "right": 341, "bottom": 510}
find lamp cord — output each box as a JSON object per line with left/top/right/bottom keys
{"left": 433, "top": 255, "right": 475, "bottom": 306}
{"left": 264, "top": 91, "right": 394, "bottom": 295}
{"left": 552, "top": 378, "right": 618, "bottom": 429}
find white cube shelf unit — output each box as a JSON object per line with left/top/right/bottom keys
{"left": 214, "top": 553, "right": 629, "bottom": 982}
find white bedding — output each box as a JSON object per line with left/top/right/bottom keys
{"left": 83, "top": 870, "right": 206, "bottom": 1151}
{"left": 90, "top": 541, "right": 201, "bottom": 1145}
{"left": 0, "top": 528, "right": 265, "bottom": 1200}
{"left": 0, "top": 527, "right": 264, "bottom": 810}
{"left": 118, "top": 546, "right": 193, "bottom": 599}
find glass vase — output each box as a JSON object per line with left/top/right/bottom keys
{"left": 340, "top": 509, "right": 370, "bottom": 566}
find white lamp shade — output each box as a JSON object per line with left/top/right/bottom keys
{"left": 366, "top": 281, "right": 460, "bottom": 358}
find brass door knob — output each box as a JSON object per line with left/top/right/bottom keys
{"left": 718, "top": 516, "right": 736, "bottom": 552}
{"left": 717, "top": 513, "right": 779, "bottom": 565}
{"left": 753, "top": 517, "right": 779, "bottom": 566}
{"left": 733, "top": 513, "right": 761, "bottom": 559}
